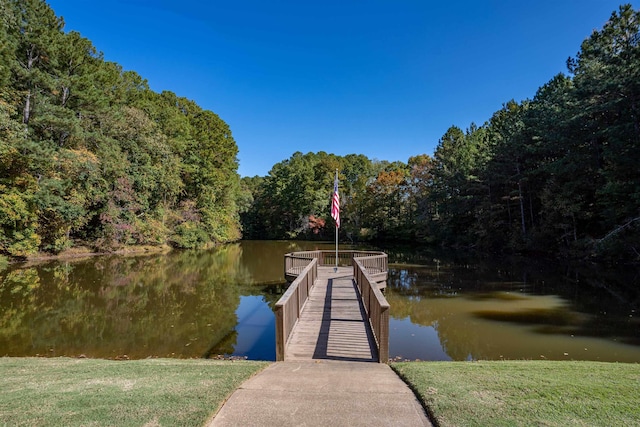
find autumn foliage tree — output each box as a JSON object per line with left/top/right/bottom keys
{"left": 0, "top": 0, "right": 241, "bottom": 257}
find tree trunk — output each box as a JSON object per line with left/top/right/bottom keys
{"left": 22, "top": 45, "right": 39, "bottom": 124}
{"left": 61, "top": 86, "right": 70, "bottom": 107}
{"left": 529, "top": 194, "right": 535, "bottom": 228}
{"left": 518, "top": 180, "right": 526, "bottom": 236}
{"left": 23, "top": 90, "right": 31, "bottom": 124}
{"left": 516, "top": 164, "right": 526, "bottom": 236}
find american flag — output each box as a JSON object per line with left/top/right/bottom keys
{"left": 331, "top": 172, "right": 340, "bottom": 228}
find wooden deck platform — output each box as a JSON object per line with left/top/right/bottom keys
{"left": 284, "top": 266, "right": 378, "bottom": 362}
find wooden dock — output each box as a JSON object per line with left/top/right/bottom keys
{"left": 276, "top": 250, "right": 390, "bottom": 363}
{"left": 210, "top": 253, "right": 428, "bottom": 426}
{"left": 285, "top": 266, "right": 378, "bottom": 361}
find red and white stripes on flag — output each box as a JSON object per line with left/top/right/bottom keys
{"left": 331, "top": 172, "right": 340, "bottom": 228}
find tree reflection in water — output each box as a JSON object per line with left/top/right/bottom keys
{"left": 386, "top": 258, "right": 640, "bottom": 363}
{"left": 0, "top": 247, "right": 248, "bottom": 359}
{"left": 0, "top": 240, "right": 338, "bottom": 360}
{"left": 1, "top": 242, "right": 638, "bottom": 362}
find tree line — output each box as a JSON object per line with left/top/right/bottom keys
{"left": 1, "top": 1, "right": 638, "bottom": 264}
{"left": 1, "top": 0, "right": 241, "bottom": 258}
{"left": 242, "top": 5, "right": 640, "bottom": 263}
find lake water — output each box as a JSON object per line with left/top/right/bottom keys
{"left": 1, "top": 241, "right": 638, "bottom": 362}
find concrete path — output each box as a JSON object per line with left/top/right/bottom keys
{"left": 207, "top": 360, "right": 432, "bottom": 426}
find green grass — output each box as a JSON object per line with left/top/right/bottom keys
{"left": 3, "top": 358, "right": 638, "bottom": 426}
{"left": 0, "top": 357, "right": 267, "bottom": 427}
{"left": 391, "top": 360, "right": 640, "bottom": 427}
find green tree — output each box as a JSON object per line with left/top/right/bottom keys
{"left": 407, "top": 154, "right": 435, "bottom": 242}
{"left": 360, "top": 161, "right": 410, "bottom": 241}
{"left": 429, "top": 125, "right": 488, "bottom": 247}
{"left": 6, "top": 0, "right": 63, "bottom": 125}
{"left": 567, "top": 4, "right": 640, "bottom": 259}
{"left": 0, "top": 0, "right": 242, "bottom": 256}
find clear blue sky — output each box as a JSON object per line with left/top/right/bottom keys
{"left": 47, "top": 0, "right": 637, "bottom": 177}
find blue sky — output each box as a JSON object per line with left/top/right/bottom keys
{"left": 47, "top": 0, "right": 637, "bottom": 177}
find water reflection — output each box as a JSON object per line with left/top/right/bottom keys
{"left": 1, "top": 241, "right": 638, "bottom": 363}
{"left": 230, "top": 296, "right": 275, "bottom": 360}
{"left": 0, "top": 241, "right": 336, "bottom": 360}
{"left": 386, "top": 259, "right": 640, "bottom": 362}
{"left": 0, "top": 246, "right": 248, "bottom": 359}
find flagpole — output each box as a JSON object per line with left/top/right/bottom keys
{"left": 335, "top": 222, "right": 338, "bottom": 271}
{"left": 332, "top": 169, "right": 339, "bottom": 272}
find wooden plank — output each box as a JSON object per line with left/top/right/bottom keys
{"left": 275, "top": 305, "right": 284, "bottom": 361}
{"left": 275, "top": 260, "right": 318, "bottom": 361}
{"left": 353, "top": 258, "right": 391, "bottom": 363}
{"left": 285, "top": 267, "right": 378, "bottom": 362}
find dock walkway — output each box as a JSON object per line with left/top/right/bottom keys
{"left": 285, "top": 266, "right": 377, "bottom": 361}
{"left": 208, "top": 264, "right": 432, "bottom": 426}
{"left": 207, "top": 360, "right": 432, "bottom": 426}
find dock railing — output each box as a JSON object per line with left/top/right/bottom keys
{"left": 353, "top": 256, "right": 390, "bottom": 363}
{"left": 285, "top": 250, "right": 388, "bottom": 283}
{"left": 352, "top": 252, "right": 387, "bottom": 284}
{"left": 274, "top": 258, "right": 318, "bottom": 361}
{"left": 279, "top": 250, "right": 390, "bottom": 363}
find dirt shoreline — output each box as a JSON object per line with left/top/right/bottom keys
{"left": 11, "top": 244, "right": 173, "bottom": 265}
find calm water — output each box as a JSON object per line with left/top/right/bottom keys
{"left": 1, "top": 241, "right": 638, "bottom": 362}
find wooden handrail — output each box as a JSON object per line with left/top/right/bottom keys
{"left": 280, "top": 249, "right": 389, "bottom": 363}
{"left": 353, "top": 257, "right": 390, "bottom": 363}
{"left": 285, "top": 250, "right": 388, "bottom": 274}
{"left": 274, "top": 258, "right": 318, "bottom": 361}
{"left": 353, "top": 253, "right": 387, "bottom": 276}
{"left": 284, "top": 252, "right": 316, "bottom": 275}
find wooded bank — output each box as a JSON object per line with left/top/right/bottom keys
{"left": 241, "top": 5, "right": 640, "bottom": 263}
{"left": 1, "top": 0, "right": 241, "bottom": 259}
{"left": 1, "top": 2, "right": 639, "bottom": 265}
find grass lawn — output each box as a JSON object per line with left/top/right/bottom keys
{"left": 2, "top": 358, "right": 638, "bottom": 426}
{"left": 0, "top": 357, "right": 267, "bottom": 427}
{"left": 392, "top": 360, "right": 640, "bottom": 427}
